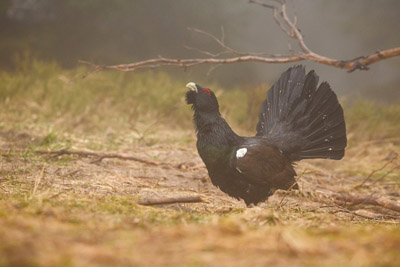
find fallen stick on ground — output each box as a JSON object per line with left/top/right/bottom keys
{"left": 333, "top": 193, "right": 400, "bottom": 213}
{"left": 137, "top": 196, "right": 204, "bottom": 206}
{"left": 2, "top": 148, "right": 205, "bottom": 170}
{"left": 333, "top": 206, "right": 399, "bottom": 220}
{"left": 35, "top": 149, "right": 172, "bottom": 166}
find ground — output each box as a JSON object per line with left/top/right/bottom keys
{"left": 1, "top": 125, "right": 399, "bottom": 267}
{"left": 0, "top": 66, "right": 399, "bottom": 266}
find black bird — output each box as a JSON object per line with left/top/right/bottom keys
{"left": 185, "top": 65, "right": 347, "bottom": 206}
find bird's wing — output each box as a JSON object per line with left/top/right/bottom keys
{"left": 232, "top": 139, "right": 297, "bottom": 190}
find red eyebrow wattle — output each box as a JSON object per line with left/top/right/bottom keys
{"left": 202, "top": 88, "right": 211, "bottom": 96}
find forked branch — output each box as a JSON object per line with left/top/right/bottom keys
{"left": 81, "top": 0, "right": 400, "bottom": 76}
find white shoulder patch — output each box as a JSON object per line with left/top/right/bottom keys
{"left": 236, "top": 148, "right": 247, "bottom": 158}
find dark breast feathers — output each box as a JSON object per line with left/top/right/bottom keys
{"left": 233, "top": 138, "right": 297, "bottom": 190}
{"left": 201, "top": 137, "right": 297, "bottom": 206}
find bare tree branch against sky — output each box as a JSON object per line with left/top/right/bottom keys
{"left": 80, "top": 0, "right": 400, "bottom": 76}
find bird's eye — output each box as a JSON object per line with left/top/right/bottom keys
{"left": 202, "top": 88, "right": 211, "bottom": 96}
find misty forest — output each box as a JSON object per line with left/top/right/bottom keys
{"left": 1, "top": 0, "right": 400, "bottom": 266}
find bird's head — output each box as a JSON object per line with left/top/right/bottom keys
{"left": 185, "top": 82, "right": 219, "bottom": 112}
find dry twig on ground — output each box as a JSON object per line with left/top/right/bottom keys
{"left": 35, "top": 149, "right": 181, "bottom": 167}
{"left": 354, "top": 155, "right": 399, "bottom": 189}
{"left": 36, "top": 149, "right": 165, "bottom": 164}
{"left": 333, "top": 193, "right": 400, "bottom": 213}
{"left": 333, "top": 206, "right": 399, "bottom": 220}
{"left": 30, "top": 164, "right": 45, "bottom": 198}
{"left": 0, "top": 148, "right": 181, "bottom": 169}
{"left": 80, "top": 0, "right": 400, "bottom": 76}
{"left": 2, "top": 148, "right": 203, "bottom": 170}
{"left": 137, "top": 196, "right": 204, "bottom": 206}
{"left": 278, "top": 170, "right": 310, "bottom": 207}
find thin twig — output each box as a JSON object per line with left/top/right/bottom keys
{"left": 280, "top": 3, "right": 311, "bottom": 53}
{"left": 1, "top": 148, "right": 202, "bottom": 171}
{"left": 278, "top": 170, "right": 310, "bottom": 206}
{"left": 333, "top": 206, "right": 399, "bottom": 220}
{"left": 206, "top": 63, "right": 223, "bottom": 76}
{"left": 137, "top": 196, "right": 204, "bottom": 206}
{"left": 34, "top": 149, "right": 178, "bottom": 167}
{"left": 333, "top": 193, "right": 400, "bottom": 213}
{"left": 31, "top": 164, "right": 45, "bottom": 198}
{"left": 220, "top": 26, "right": 226, "bottom": 44}
{"left": 188, "top": 27, "right": 247, "bottom": 56}
{"left": 354, "top": 156, "right": 398, "bottom": 189}
{"left": 188, "top": 27, "right": 277, "bottom": 57}
{"left": 65, "top": 169, "right": 81, "bottom": 177}
{"left": 183, "top": 45, "right": 227, "bottom": 58}
{"left": 369, "top": 165, "right": 400, "bottom": 187}
{"left": 249, "top": 0, "right": 276, "bottom": 9}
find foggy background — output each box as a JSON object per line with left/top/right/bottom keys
{"left": 1, "top": 0, "right": 399, "bottom": 102}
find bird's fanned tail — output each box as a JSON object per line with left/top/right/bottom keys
{"left": 256, "top": 65, "right": 347, "bottom": 161}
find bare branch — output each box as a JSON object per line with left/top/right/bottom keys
{"left": 206, "top": 63, "right": 223, "bottom": 76}
{"left": 0, "top": 148, "right": 188, "bottom": 169}
{"left": 137, "top": 196, "right": 204, "bottom": 206}
{"left": 248, "top": 0, "right": 276, "bottom": 9}
{"left": 0, "top": 148, "right": 203, "bottom": 171}
{"left": 368, "top": 165, "right": 399, "bottom": 187}
{"left": 249, "top": 0, "right": 293, "bottom": 38}
{"left": 333, "top": 206, "right": 399, "bottom": 220}
{"left": 35, "top": 149, "right": 174, "bottom": 166}
{"left": 354, "top": 155, "right": 398, "bottom": 189}
{"left": 81, "top": 0, "right": 400, "bottom": 76}
{"left": 220, "top": 25, "right": 226, "bottom": 44}
{"left": 278, "top": 170, "right": 308, "bottom": 206}
{"left": 81, "top": 47, "right": 400, "bottom": 73}
{"left": 273, "top": 6, "right": 292, "bottom": 37}
{"left": 183, "top": 45, "right": 225, "bottom": 58}
{"left": 278, "top": 3, "right": 311, "bottom": 53}
{"left": 333, "top": 193, "right": 400, "bottom": 213}
{"left": 188, "top": 27, "right": 243, "bottom": 56}
{"left": 188, "top": 27, "right": 268, "bottom": 57}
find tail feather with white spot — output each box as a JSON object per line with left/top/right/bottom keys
{"left": 256, "top": 65, "right": 347, "bottom": 161}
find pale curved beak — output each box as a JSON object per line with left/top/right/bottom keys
{"left": 186, "top": 82, "right": 197, "bottom": 93}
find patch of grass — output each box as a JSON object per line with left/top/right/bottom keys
{"left": 0, "top": 61, "right": 270, "bottom": 139}
{"left": 1, "top": 61, "right": 191, "bottom": 134}
{"left": 1, "top": 60, "right": 399, "bottom": 145}
{"left": 41, "top": 131, "right": 57, "bottom": 146}
{"left": 345, "top": 100, "right": 400, "bottom": 144}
